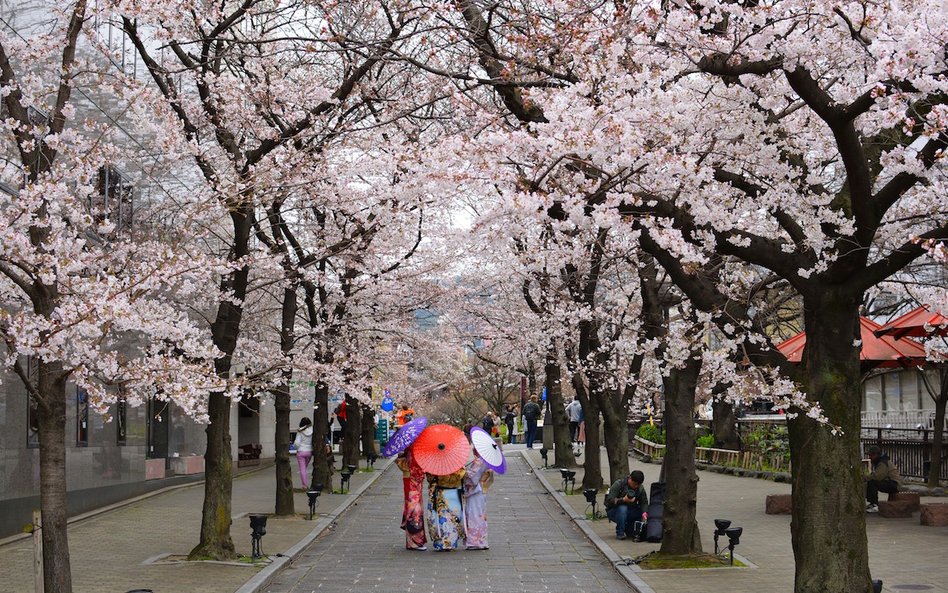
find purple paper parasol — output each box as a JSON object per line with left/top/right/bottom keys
{"left": 382, "top": 416, "right": 428, "bottom": 458}
{"left": 469, "top": 426, "right": 506, "bottom": 473}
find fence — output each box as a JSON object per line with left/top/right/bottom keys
{"left": 861, "top": 427, "right": 948, "bottom": 481}
{"left": 632, "top": 436, "right": 790, "bottom": 472}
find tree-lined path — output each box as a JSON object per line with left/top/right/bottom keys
{"left": 265, "top": 455, "right": 633, "bottom": 593}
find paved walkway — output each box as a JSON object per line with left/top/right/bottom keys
{"left": 0, "top": 460, "right": 386, "bottom": 593}
{"left": 525, "top": 448, "right": 948, "bottom": 593}
{"left": 265, "top": 454, "right": 635, "bottom": 593}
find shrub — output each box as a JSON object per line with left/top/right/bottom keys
{"left": 696, "top": 434, "right": 715, "bottom": 448}
{"left": 636, "top": 423, "right": 665, "bottom": 444}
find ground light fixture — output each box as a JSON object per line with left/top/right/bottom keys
{"left": 872, "top": 580, "right": 883, "bottom": 593}
{"left": 713, "top": 518, "right": 732, "bottom": 554}
{"left": 725, "top": 526, "right": 742, "bottom": 565}
{"left": 339, "top": 468, "right": 352, "bottom": 493}
{"left": 583, "top": 488, "right": 600, "bottom": 519}
{"left": 540, "top": 448, "right": 549, "bottom": 468}
{"left": 560, "top": 469, "right": 576, "bottom": 494}
{"left": 249, "top": 514, "right": 268, "bottom": 561}
{"left": 366, "top": 453, "right": 378, "bottom": 468}
{"left": 306, "top": 483, "right": 323, "bottom": 520}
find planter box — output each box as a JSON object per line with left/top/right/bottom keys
{"left": 170, "top": 455, "right": 205, "bottom": 475}
{"left": 145, "top": 458, "right": 166, "bottom": 481}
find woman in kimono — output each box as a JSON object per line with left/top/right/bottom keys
{"left": 394, "top": 447, "right": 427, "bottom": 550}
{"left": 462, "top": 449, "right": 494, "bottom": 550}
{"left": 425, "top": 468, "right": 466, "bottom": 551}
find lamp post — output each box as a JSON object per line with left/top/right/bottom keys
{"left": 306, "top": 483, "right": 323, "bottom": 520}
{"left": 725, "top": 526, "right": 742, "bottom": 565}
{"left": 249, "top": 514, "right": 268, "bottom": 561}
{"left": 583, "top": 488, "right": 600, "bottom": 519}
{"left": 560, "top": 469, "right": 576, "bottom": 494}
{"left": 713, "top": 518, "right": 732, "bottom": 555}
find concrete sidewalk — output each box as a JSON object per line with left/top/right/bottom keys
{"left": 0, "top": 458, "right": 390, "bottom": 593}
{"left": 524, "top": 448, "right": 948, "bottom": 593}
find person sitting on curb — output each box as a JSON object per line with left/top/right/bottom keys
{"left": 865, "top": 445, "right": 902, "bottom": 513}
{"left": 605, "top": 470, "right": 648, "bottom": 540}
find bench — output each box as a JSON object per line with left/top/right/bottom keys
{"left": 238, "top": 443, "right": 263, "bottom": 467}
{"left": 887, "top": 491, "right": 920, "bottom": 512}
{"left": 765, "top": 494, "right": 792, "bottom": 515}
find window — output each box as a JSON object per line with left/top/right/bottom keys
{"left": 77, "top": 387, "right": 89, "bottom": 446}
{"left": 882, "top": 373, "right": 901, "bottom": 411}
{"left": 863, "top": 374, "right": 883, "bottom": 411}
{"left": 93, "top": 166, "right": 134, "bottom": 232}
{"left": 900, "top": 371, "right": 920, "bottom": 411}
{"left": 116, "top": 397, "right": 127, "bottom": 446}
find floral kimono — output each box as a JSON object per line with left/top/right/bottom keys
{"left": 426, "top": 469, "right": 466, "bottom": 551}
{"left": 395, "top": 448, "right": 427, "bottom": 550}
{"left": 462, "top": 456, "right": 493, "bottom": 550}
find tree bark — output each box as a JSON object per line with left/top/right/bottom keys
{"left": 311, "top": 382, "right": 332, "bottom": 490}
{"left": 273, "top": 384, "right": 294, "bottom": 513}
{"left": 712, "top": 399, "right": 740, "bottom": 449}
{"left": 788, "top": 295, "right": 870, "bottom": 593}
{"left": 273, "top": 285, "right": 298, "bottom": 515}
{"left": 601, "top": 393, "right": 630, "bottom": 485}
{"left": 342, "top": 394, "right": 362, "bottom": 468}
{"left": 361, "top": 404, "right": 377, "bottom": 460}
{"left": 190, "top": 205, "right": 253, "bottom": 560}
{"left": 545, "top": 354, "right": 576, "bottom": 467}
{"left": 659, "top": 356, "right": 703, "bottom": 555}
{"left": 36, "top": 362, "right": 71, "bottom": 593}
{"left": 926, "top": 368, "right": 947, "bottom": 488}
{"left": 573, "top": 373, "right": 603, "bottom": 490}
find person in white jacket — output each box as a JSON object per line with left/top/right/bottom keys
{"left": 566, "top": 397, "right": 583, "bottom": 442}
{"left": 294, "top": 417, "right": 315, "bottom": 489}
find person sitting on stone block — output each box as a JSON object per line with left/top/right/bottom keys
{"left": 865, "top": 445, "right": 902, "bottom": 513}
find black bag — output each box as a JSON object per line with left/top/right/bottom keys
{"left": 645, "top": 516, "right": 663, "bottom": 543}
{"left": 649, "top": 481, "right": 666, "bottom": 503}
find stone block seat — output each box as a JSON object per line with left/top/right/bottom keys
{"left": 878, "top": 500, "right": 913, "bottom": 518}
{"left": 765, "top": 494, "right": 792, "bottom": 515}
{"left": 920, "top": 503, "right": 948, "bottom": 526}
{"left": 887, "top": 491, "right": 921, "bottom": 512}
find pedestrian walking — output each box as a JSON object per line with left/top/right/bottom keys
{"left": 865, "top": 445, "right": 902, "bottom": 513}
{"left": 522, "top": 395, "right": 542, "bottom": 449}
{"left": 463, "top": 448, "right": 494, "bottom": 550}
{"left": 426, "top": 469, "right": 466, "bottom": 551}
{"left": 565, "top": 396, "right": 582, "bottom": 442}
{"left": 293, "top": 418, "right": 314, "bottom": 489}
{"left": 503, "top": 405, "right": 516, "bottom": 444}
{"left": 395, "top": 447, "right": 428, "bottom": 550}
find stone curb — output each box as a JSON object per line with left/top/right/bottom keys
{"left": 234, "top": 459, "right": 394, "bottom": 593}
{"left": 521, "top": 451, "right": 656, "bottom": 593}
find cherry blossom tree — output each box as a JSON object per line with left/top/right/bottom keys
{"left": 0, "top": 2, "right": 223, "bottom": 590}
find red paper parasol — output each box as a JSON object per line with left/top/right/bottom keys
{"left": 412, "top": 424, "right": 470, "bottom": 476}
{"left": 874, "top": 305, "right": 948, "bottom": 339}
{"left": 776, "top": 316, "right": 927, "bottom": 369}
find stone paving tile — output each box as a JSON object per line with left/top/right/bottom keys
{"left": 0, "top": 460, "right": 383, "bottom": 593}
{"left": 525, "top": 448, "right": 948, "bottom": 593}
{"left": 265, "top": 455, "right": 634, "bottom": 593}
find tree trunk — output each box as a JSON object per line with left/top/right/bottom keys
{"left": 361, "top": 404, "right": 377, "bottom": 460}
{"left": 927, "top": 371, "right": 947, "bottom": 488}
{"left": 601, "top": 393, "right": 630, "bottom": 485}
{"left": 311, "top": 382, "right": 332, "bottom": 491}
{"left": 659, "top": 356, "right": 703, "bottom": 555}
{"left": 574, "top": 373, "right": 603, "bottom": 490}
{"left": 36, "top": 362, "right": 71, "bottom": 593}
{"left": 342, "top": 395, "right": 361, "bottom": 468}
{"left": 273, "top": 284, "right": 298, "bottom": 515}
{"left": 273, "top": 385, "right": 294, "bottom": 514}
{"left": 545, "top": 356, "right": 576, "bottom": 468}
{"left": 788, "top": 295, "right": 870, "bottom": 593}
{"left": 190, "top": 205, "right": 252, "bottom": 560}
{"left": 712, "top": 399, "right": 740, "bottom": 449}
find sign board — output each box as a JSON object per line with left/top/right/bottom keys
{"left": 375, "top": 418, "right": 389, "bottom": 445}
